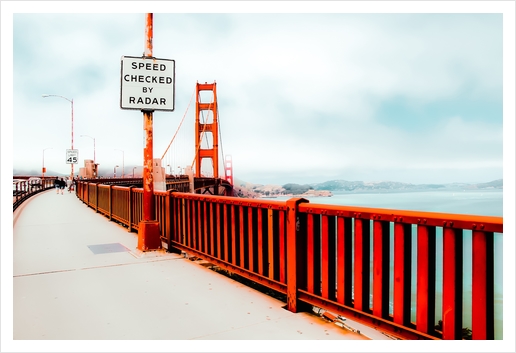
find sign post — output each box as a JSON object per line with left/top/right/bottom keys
{"left": 120, "top": 13, "right": 174, "bottom": 251}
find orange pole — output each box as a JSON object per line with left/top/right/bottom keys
{"left": 138, "top": 13, "right": 161, "bottom": 251}
{"left": 143, "top": 110, "right": 154, "bottom": 221}
{"left": 143, "top": 13, "right": 154, "bottom": 221}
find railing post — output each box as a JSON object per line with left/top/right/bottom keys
{"left": 223, "top": 202, "right": 230, "bottom": 263}
{"left": 95, "top": 183, "right": 98, "bottom": 213}
{"left": 442, "top": 227, "right": 463, "bottom": 339}
{"left": 337, "top": 216, "right": 353, "bottom": 306}
{"left": 239, "top": 203, "right": 245, "bottom": 267}
{"left": 84, "top": 182, "right": 89, "bottom": 206}
{"left": 167, "top": 191, "right": 182, "bottom": 254}
{"left": 373, "top": 218, "right": 390, "bottom": 319}
{"left": 416, "top": 224, "right": 436, "bottom": 335}
{"left": 472, "top": 230, "right": 495, "bottom": 340}
{"left": 306, "top": 213, "right": 321, "bottom": 296}
{"left": 393, "top": 222, "right": 412, "bottom": 326}
{"left": 108, "top": 184, "right": 113, "bottom": 221}
{"left": 128, "top": 186, "right": 133, "bottom": 232}
{"left": 354, "top": 216, "right": 371, "bottom": 312}
{"left": 286, "top": 197, "right": 308, "bottom": 313}
{"left": 321, "top": 214, "right": 336, "bottom": 301}
{"left": 231, "top": 203, "right": 237, "bottom": 265}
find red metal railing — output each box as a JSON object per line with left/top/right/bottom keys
{"left": 75, "top": 181, "right": 503, "bottom": 340}
{"left": 13, "top": 177, "right": 57, "bottom": 211}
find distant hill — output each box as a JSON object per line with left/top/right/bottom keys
{"left": 309, "top": 179, "right": 502, "bottom": 193}
{"left": 233, "top": 178, "right": 503, "bottom": 198}
{"left": 465, "top": 179, "right": 503, "bottom": 189}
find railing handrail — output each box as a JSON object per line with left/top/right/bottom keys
{"left": 297, "top": 203, "right": 503, "bottom": 232}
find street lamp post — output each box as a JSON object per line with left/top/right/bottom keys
{"left": 114, "top": 165, "right": 119, "bottom": 178}
{"left": 80, "top": 134, "right": 96, "bottom": 178}
{"left": 115, "top": 149, "right": 125, "bottom": 178}
{"left": 42, "top": 147, "right": 52, "bottom": 181}
{"left": 42, "top": 94, "right": 74, "bottom": 180}
{"left": 133, "top": 167, "right": 137, "bottom": 178}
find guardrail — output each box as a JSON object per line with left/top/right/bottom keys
{"left": 75, "top": 181, "right": 503, "bottom": 340}
{"left": 13, "top": 177, "right": 57, "bottom": 211}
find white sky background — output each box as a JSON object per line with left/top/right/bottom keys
{"left": 3, "top": 2, "right": 513, "bottom": 186}
{"left": 2, "top": 1, "right": 516, "bottom": 352}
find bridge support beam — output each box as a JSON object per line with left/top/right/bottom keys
{"left": 286, "top": 197, "right": 309, "bottom": 313}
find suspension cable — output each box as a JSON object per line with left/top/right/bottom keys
{"left": 161, "top": 88, "right": 196, "bottom": 160}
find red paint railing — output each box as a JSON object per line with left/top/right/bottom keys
{"left": 13, "top": 177, "right": 56, "bottom": 211}
{"left": 75, "top": 181, "right": 503, "bottom": 340}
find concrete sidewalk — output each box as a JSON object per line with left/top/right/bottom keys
{"left": 10, "top": 189, "right": 392, "bottom": 349}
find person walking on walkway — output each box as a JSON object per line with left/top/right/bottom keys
{"left": 66, "top": 177, "right": 73, "bottom": 193}
{"left": 54, "top": 177, "right": 60, "bottom": 194}
{"left": 59, "top": 178, "right": 65, "bottom": 195}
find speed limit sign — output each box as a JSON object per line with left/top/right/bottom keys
{"left": 66, "top": 149, "right": 79, "bottom": 164}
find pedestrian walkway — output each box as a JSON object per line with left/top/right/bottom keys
{"left": 9, "top": 189, "right": 395, "bottom": 351}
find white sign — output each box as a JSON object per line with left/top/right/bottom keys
{"left": 66, "top": 149, "right": 79, "bottom": 164}
{"left": 120, "top": 56, "right": 175, "bottom": 111}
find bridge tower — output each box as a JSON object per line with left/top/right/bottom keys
{"left": 224, "top": 155, "right": 233, "bottom": 185}
{"left": 195, "top": 82, "right": 219, "bottom": 178}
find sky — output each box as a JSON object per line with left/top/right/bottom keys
{"left": 2, "top": 2, "right": 514, "bottom": 187}
{"left": 2, "top": 2, "right": 515, "bottom": 352}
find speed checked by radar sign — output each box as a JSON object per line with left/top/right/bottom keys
{"left": 120, "top": 56, "right": 175, "bottom": 111}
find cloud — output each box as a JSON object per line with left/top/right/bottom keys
{"left": 7, "top": 11, "right": 506, "bottom": 186}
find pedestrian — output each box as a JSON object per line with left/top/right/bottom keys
{"left": 54, "top": 177, "right": 60, "bottom": 194}
{"left": 59, "top": 178, "right": 65, "bottom": 195}
{"left": 66, "top": 177, "right": 72, "bottom": 193}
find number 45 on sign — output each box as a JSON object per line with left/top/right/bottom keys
{"left": 66, "top": 149, "right": 79, "bottom": 164}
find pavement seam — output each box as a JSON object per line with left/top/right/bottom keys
{"left": 13, "top": 257, "right": 183, "bottom": 278}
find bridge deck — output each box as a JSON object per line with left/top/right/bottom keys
{"left": 10, "top": 189, "right": 389, "bottom": 349}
